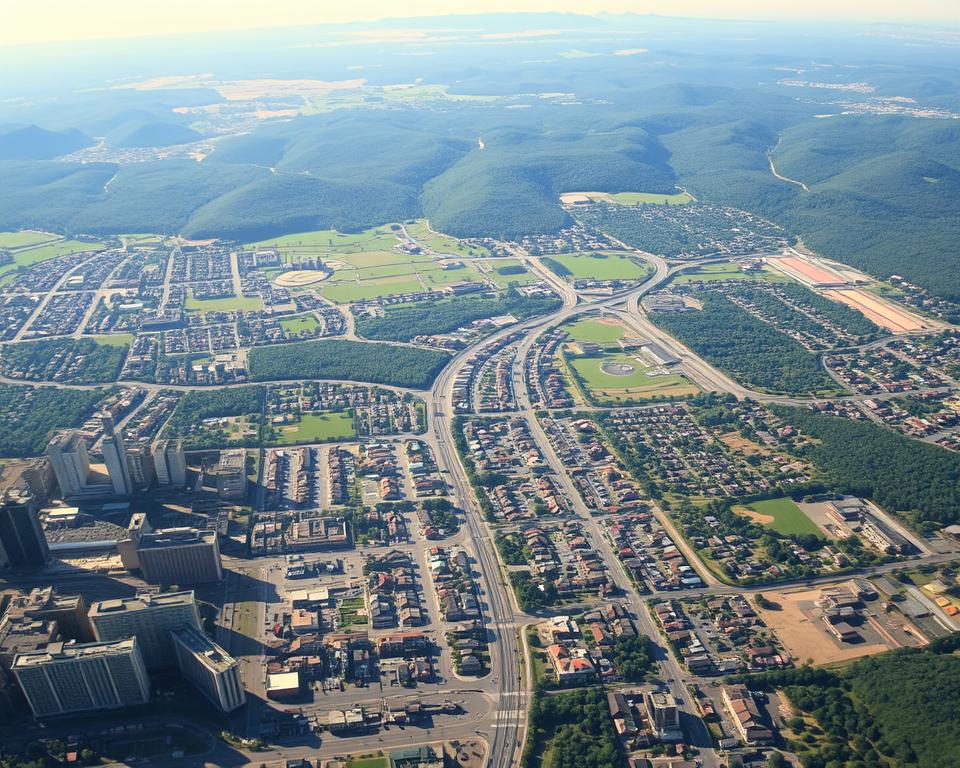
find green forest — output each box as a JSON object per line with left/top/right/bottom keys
{"left": 739, "top": 637, "right": 960, "bottom": 768}
{"left": 248, "top": 339, "right": 450, "bottom": 389}
{"left": 355, "top": 289, "right": 561, "bottom": 342}
{"left": 652, "top": 294, "right": 840, "bottom": 395}
{"left": 773, "top": 406, "right": 960, "bottom": 530}
{"left": 0, "top": 384, "right": 105, "bottom": 457}
{"left": 522, "top": 689, "right": 622, "bottom": 768}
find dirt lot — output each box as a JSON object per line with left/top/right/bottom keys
{"left": 754, "top": 582, "right": 891, "bottom": 665}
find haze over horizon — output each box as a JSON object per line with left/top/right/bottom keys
{"left": 6, "top": 0, "right": 960, "bottom": 46}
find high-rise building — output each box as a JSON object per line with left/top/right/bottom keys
{"left": 137, "top": 528, "right": 222, "bottom": 586}
{"left": 99, "top": 414, "right": 132, "bottom": 497}
{"left": 213, "top": 449, "right": 247, "bottom": 500}
{"left": 171, "top": 625, "right": 245, "bottom": 713}
{"left": 152, "top": 440, "right": 187, "bottom": 487}
{"left": 45, "top": 432, "right": 91, "bottom": 498}
{"left": 88, "top": 591, "right": 201, "bottom": 671}
{"left": 0, "top": 490, "right": 49, "bottom": 569}
{"left": 126, "top": 442, "right": 156, "bottom": 489}
{"left": 13, "top": 638, "right": 150, "bottom": 718}
{"left": 644, "top": 690, "right": 682, "bottom": 741}
{"left": 117, "top": 512, "right": 152, "bottom": 572}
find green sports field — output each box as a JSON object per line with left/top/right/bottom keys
{"left": 546, "top": 251, "right": 651, "bottom": 281}
{"left": 279, "top": 314, "right": 320, "bottom": 335}
{"left": 735, "top": 497, "right": 822, "bottom": 537}
{"left": 268, "top": 412, "right": 356, "bottom": 445}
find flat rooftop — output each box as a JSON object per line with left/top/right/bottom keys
{"left": 14, "top": 638, "right": 136, "bottom": 667}
{"left": 172, "top": 625, "right": 237, "bottom": 672}
{"left": 138, "top": 527, "right": 216, "bottom": 549}
{"left": 89, "top": 590, "right": 196, "bottom": 617}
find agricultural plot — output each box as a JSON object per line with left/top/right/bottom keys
{"left": 543, "top": 251, "right": 651, "bottom": 281}
{"left": 733, "top": 497, "right": 822, "bottom": 537}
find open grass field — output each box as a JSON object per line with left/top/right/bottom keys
{"left": 673, "top": 262, "right": 788, "bottom": 284}
{"left": 404, "top": 218, "right": 490, "bottom": 258}
{"left": 610, "top": 191, "right": 694, "bottom": 205}
{"left": 545, "top": 251, "right": 651, "bottom": 281}
{"left": 0, "top": 230, "right": 60, "bottom": 249}
{"left": 246, "top": 225, "right": 398, "bottom": 255}
{"left": 269, "top": 412, "right": 355, "bottom": 445}
{"left": 279, "top": 314, "right": 320, "bottom": 335}
{"left": 564, "top": 318, "right": 625, "bottom": 344}
{"left": 86, "top": 333, "right": 134, "bottom": 348}
{"left": 320, "top": 276, "right": 426, "bottom": 303}
{"left": 567, "top": 351, "right": 697, "bottom": 404}
{"left": 184, "top": 292, "right": 265, "bottom": 313}
{"left": 480, "top": 259, "right": 539, "bottom": 288}
{"left": 0, "top": 238, "right": 104, "bottom": 283}
{"left": 734, "top": 497, "right": 822, "bottom": 536}
{"left": 344, "top": 754, "right": 388, "bottom": 768}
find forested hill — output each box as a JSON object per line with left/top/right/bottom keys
{"left": 2, "top": 16, "right": 959, "bottom": 297}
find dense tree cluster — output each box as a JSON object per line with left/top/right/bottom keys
{"left": 510, "top": 570, "right": 558, "bottom": 612}
{"left": 608, "top": 635, "right": 654, "bottom": 682}
{"left": 0, "top": 384, "right": 104, "bottom": 457}
{"left": 773, "top": 406, "right": 960, "bottom": 530}
{"left": 165, "top": 386, "right": 263, "bottom": 449}
{"left": 522, "top": 689, "right": 622, "bottom": 768}
{"left": 652, "top": 294, "right": 838, "bottom": 394}
{"left": 355, "top": 289, "right": 561, "bottom": 342}
{"left": 0, "top": 338, "right": 126, "bottom": 384}
{"left": 248, "top": 339, "right": 450, "bottom": 389}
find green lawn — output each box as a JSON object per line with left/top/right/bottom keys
{"left": 320, "top": 276, "right": 425, "bottom": 303}
{"left": 269, "top": 412, "right": 356, "bottom": 445}
{"left": 279, "top": 314, "right": 320, "bottom": 335}
{"left": 739, "top": 497, "right": 822, "bottom": 537}
{"left": 404, "top": 218, "right": 490, "bottom": 257}
{"left": 184, "top": 292, "right": 265, "bottom": 313}
{"left": 345, "top": 755, "right": 388, "bottom": 768}
{"left": 0, "top": 238, "right": 104, "bottom": 283}
{"left": 245, "top": 225, "right": 399, "bottom": 255}
{"left": 567, "top": 351, "right": 697, "bottom": 404}
{"left": 482, "top": 259, "right": 538, "bottom": 288}
{"left": 86, "top": 333, "right": 134, "bottom": 348}
{"left": 545, "top": 251, "right": 651, "bottom": 281}
{"left": 564, "top": 318, "right": 625, "bottom": 344}
{"left": 609, "top": 191, "right": 694, "bottom": 205}
{"left": 673, "top": 262, "right": 788, "bottom": 284}
{"left": 0, "top": 230, "right": 60, "bottom": 249}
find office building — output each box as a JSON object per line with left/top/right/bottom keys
{"left": 88, "top": 590, "right": 201, "bottom": 671}
{"left": 171, "top": 625, "right": 245, "bottom": 713}
{"left": 99, "top": 414, "right": 132, "bottom": 497}
{"left": 152, "top": 440, "right": 187, "bottom": 487}
{"left": 138, "top": 528, "right": 222, "bottom": 585}
{"left": 0, "top": 490, "right": 49, "bottom": 568}
{"left": 213, "top": 449, "right": 247, "bottom": 500}
{"left": 644, "top": 690, "right": 683, "bottom": 741}
{"left": 13, "top": 638, "right": 150, "bottom": 718}
{"left": 45, "top": 431, "right": 91, "bottom": 498}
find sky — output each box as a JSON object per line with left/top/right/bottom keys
{"left": 5, "top": 0, "right": 959, "bottom": 46}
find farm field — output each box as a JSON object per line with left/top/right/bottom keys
{"left": 673, "top": 262, "right": 788, "bottom": 284}
{"left": 543, "top": 251, "right": 650, "bottom": 281}
{"left": 0, "top": 230, "right": 60, "bottom": 249}
{"left": 184, "top": 292, "right": 265, "bottom": 313}
{"left": 567, "top": 350, "right": 697, "bottom": 404}
{"left": 733, "top": 497, "right": 822, "bottom": 537}
{"left": 267, "top": 412, "right": 356, "bottom": 445}
{"left": 564, "top": 317, "right": 625, "bottom": 344}
{"left": 403, "top": 218, "right": 490, "bottom": 258}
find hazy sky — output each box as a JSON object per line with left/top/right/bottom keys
{"left": 6, "top": 0, "right": 958, "bottom": 46}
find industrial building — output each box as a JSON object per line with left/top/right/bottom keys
{"left": 137, "top": 527, "right": 222, "bottom": 585}
{"left": 171, "top": 625, "right": 245, "bottom": 713}
{"left": 88, "top": 590, "right": 201, "bottom": 671}
{"left": 13, "top": 638, "right": 150, "bottom": 718}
